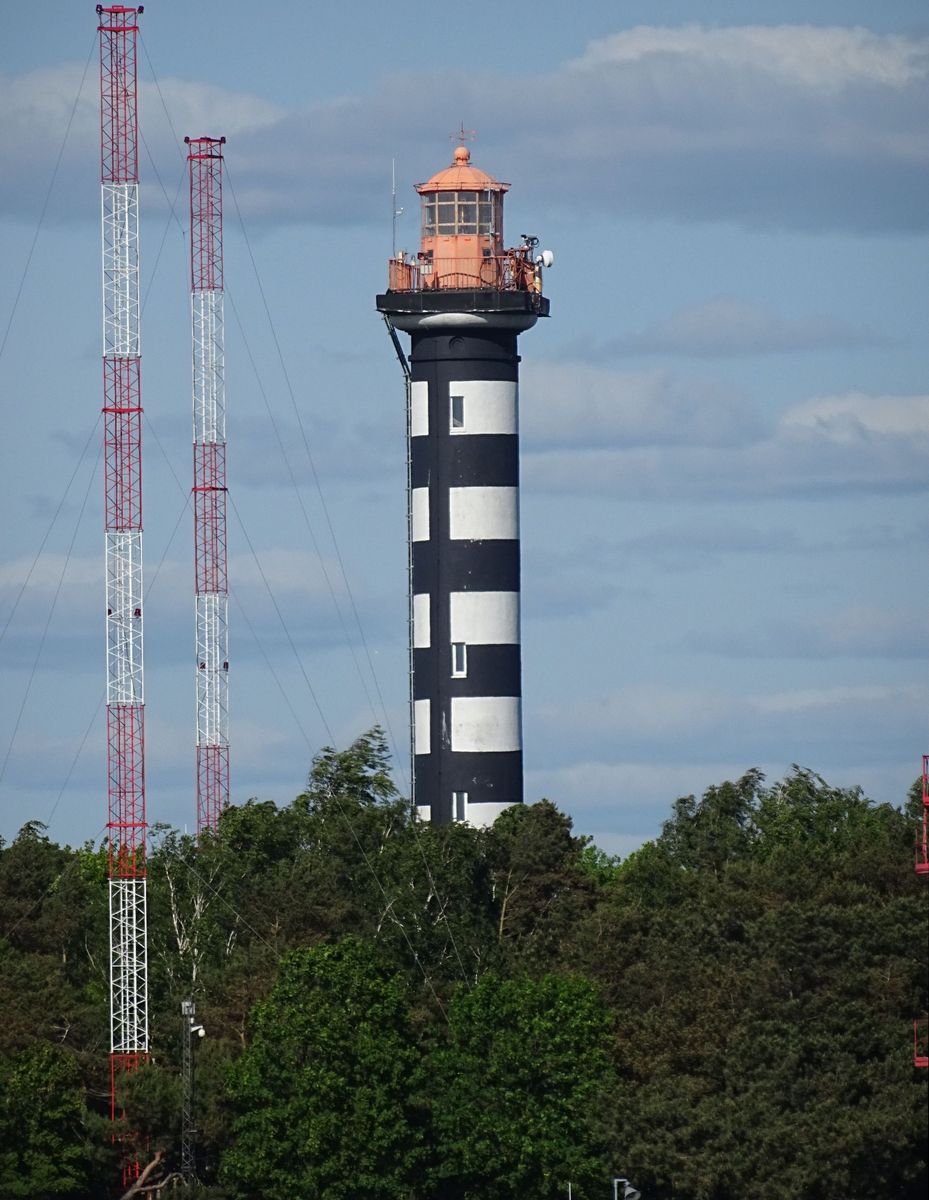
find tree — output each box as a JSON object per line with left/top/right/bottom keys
{"left": 582, "top": 767, "right": 928, "bottom": 1199}
{"left": 431, "top": 972, "right": 615, "bottom": 1200}
{"left": 485, "top": 799, "right": 595, "bottom": 970}
{"left": 221, "top": 937, "right": 426, "bottom": 1200}
{"left": 0, "top": 1043, "right": 89, "bottom": 1197}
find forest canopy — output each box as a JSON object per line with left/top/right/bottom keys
{"left": 0, "top": 730, "right": 925, "bottom": 1199}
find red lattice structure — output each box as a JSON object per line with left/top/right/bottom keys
{"left": 185, "top": 135, "right": 229, "bottom": 835}
{"left": 97, "top": 5, "right": 149, "bottom": 1184}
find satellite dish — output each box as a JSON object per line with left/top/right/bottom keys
{"left": 540, "top": 249, "right": 554, "bottom": 268}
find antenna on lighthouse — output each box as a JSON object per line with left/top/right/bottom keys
{"left": 392, "top": 158, "right": 404, "bottom": 259}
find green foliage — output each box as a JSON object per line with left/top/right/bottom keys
{"left": 222, "top": 937, "right": 425, "bottom": 1200}
{"left": 0, "top": 737, "right": 925, "bottom": 1200}
{"left": 0, "top": 1043, "right": 89, "bottom": 1197}
{"left": 432, "top": 972, "right": 614, "bottom": 1200}
{"left": 583, "top": 766, "right": 928, "bottom": 1199}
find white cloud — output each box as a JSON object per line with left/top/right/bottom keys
{"left": 536, "top": 684, "right": 732, "bottom": 742}
{"left": 0, "top": 552, "right": 97, "bottom": 591}
{"left": 530, "top": 679, "right": 924, "bottom": 759}
{"left": 695, "top": 604, "right": 927, "bottom": 660}
{"left": 230, "top": 547, "right": 344, "bottom": 598}
{"left": 2, "top": 23, "right": 926, "bottom": 232}
{"left": 753, "top": 683, "right": 924, "bottom": 714}
{"left": 783, "top": 392, "right": 929, "bottom": 441}
{"left": 520, "top": 374, "right": 929, "bottom": 499}
{"left": 0, "top": 65, "right": 281, "bottom": 223}
{"left": 594, "top": 296, "right": 889, "bottom": 358}
{"left": 572, "top": 24, "right": 928, "bottom": 91}
{"left": 521, "top": 363, "right": 763, "bottom": 451}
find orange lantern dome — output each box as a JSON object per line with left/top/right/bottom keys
{"left": 414, "top": 144, "right": 510, "bottom": 290}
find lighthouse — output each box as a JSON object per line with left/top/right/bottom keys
{"left": 377, "top": 141, "right": 551, "bottom": 828}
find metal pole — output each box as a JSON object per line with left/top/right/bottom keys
{"left": 180, "top": 999, "right": 195, "bottom": 1186}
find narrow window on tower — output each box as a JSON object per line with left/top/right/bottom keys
{"left": 453, "top": 791, "right": 468, "bottom": 822}
{"left": 450, "top": 394, "right": 465, "bottom": 431}
{"left": 451, "top": 641, "right": 467, "bottom": 678}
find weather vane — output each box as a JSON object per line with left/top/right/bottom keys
{"left": 450, "top": 122, "right": 477, "bottom": 146}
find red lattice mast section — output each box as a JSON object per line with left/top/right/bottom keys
{"left": 97, "top": 5, "right": 149, "bottom": 1183}
{"left": 186, "top": 136, "right": 229, "bottom": 835}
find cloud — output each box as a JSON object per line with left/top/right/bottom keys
{"left": 521, "top": 363, "right": 764, "bottom": 451}
{"left": 0, "top": 66, "right": 281, "bottom": 224}
{"left": 527, "top": 742, "right": 918, "bottom": 856}
{"left": 574, "top": 24, "right": 928, "bottom": 90}
{"left": 520, "top": 375, "right": 929, "bottom": 499}
{"left": 229, "top": 411, "right": 403, "bottom": 493}
{"left": 532, "top": 520, "right": 918, "bottom": 575}
{"left": 782, "top": 391, "right": 929, "bottom": 440}
{"left": 527, "top": 680, "right": 923, "bottom": 785}
{"left": 585, "top": 296, "right": 891, "bottom": 358}
{"left": 694, "top": 605, "right": 928, "bottom": 660}
{"left": 2, "top": 23, "right": 926, "bottom": 232}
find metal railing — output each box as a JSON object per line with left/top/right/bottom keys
{"left": 387, "top": 252, "right": 540, "bottom": 294}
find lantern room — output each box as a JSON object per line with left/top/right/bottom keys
{"left": 382, "top": 143, "right": 552, "bottom": 308}
{"left": 387, "top": 144, "right": 546, "bottom": 295}
{"left": 416, "top": 144, "right": 507, "bottom": 288}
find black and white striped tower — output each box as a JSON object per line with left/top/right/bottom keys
{"left": 377, "top": 142, "right": 551, "bottom": 827}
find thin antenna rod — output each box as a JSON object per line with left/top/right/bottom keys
{"left": 392, "top": 157, "right": 403, "bottom": 259}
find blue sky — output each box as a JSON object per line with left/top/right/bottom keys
{"left": 0, "top": 1, "right": 926, "bottom": 855}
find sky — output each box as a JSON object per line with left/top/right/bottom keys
{"left": 0, "top": 0, "right": 927, "bottom": 857}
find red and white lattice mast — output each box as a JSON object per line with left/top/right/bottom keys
{"left": 186, "top": 136, "right": 229, "bottom": 836}
{"left": 97, "top": 4, "right": 149, "bottom": 1177}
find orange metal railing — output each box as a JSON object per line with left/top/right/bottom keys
{"left": 387, "top": 252, "right": 540, "bottom": 294}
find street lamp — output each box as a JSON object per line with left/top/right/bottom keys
{"left": 181, "top": 999, "right": 206, "bottom": 1187}
{"left": 613, "top": 1178, "right": 641, "bottom": 1200}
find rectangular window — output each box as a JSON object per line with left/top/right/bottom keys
{"left": 453, "top": 791, "right": 468, "bottom": 823}
{"left": 450, "top": 394, "right": 464, "bottom": 430}
{"left": 451, "top": 641, "right": 467, "bottom": 677}
{"left": 421, "top": 196, "right": 436, "bottom": 237}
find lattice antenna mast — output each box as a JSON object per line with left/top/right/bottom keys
{"left": 186, "top": 136, "right": 229, "bottom": 835}
{"left": 97, "top": 4, "right": 149, "bottom": 1181}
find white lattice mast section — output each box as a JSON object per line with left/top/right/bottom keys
{"left": 186, "top": 136, "right": 229, "bottom": 835}
{"left": 97, "top": 4, "right": 148, "bottom": 1180}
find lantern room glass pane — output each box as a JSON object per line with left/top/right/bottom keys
{"left": 421, "top": 196, "right": 436, "bottom": 236}
{"left": 458, "top": 203, "right": 477, "bottom": 234}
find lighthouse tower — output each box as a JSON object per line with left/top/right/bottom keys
{"left": 377, "top": 142, "right": 550, "bottom": 827}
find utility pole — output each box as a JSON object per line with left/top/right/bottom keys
{"left": 97, "top": 5, "right": 149, "bottom": 1186}
{"left": 180, "top": 998, "right": 205, "bottom": 1186}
